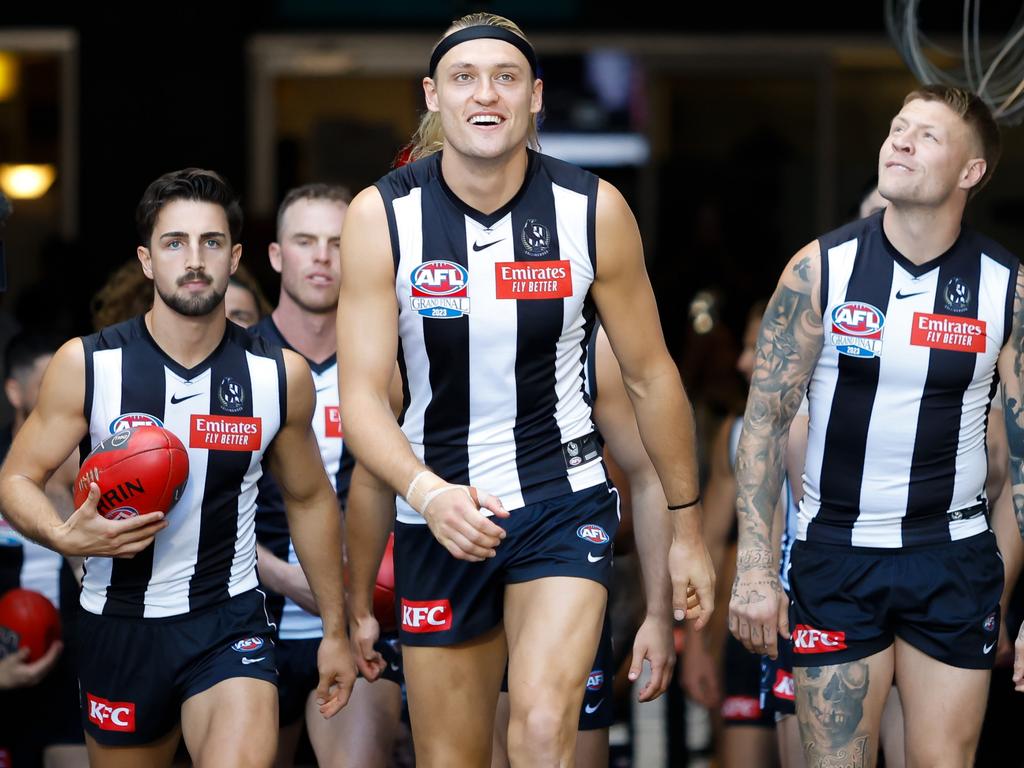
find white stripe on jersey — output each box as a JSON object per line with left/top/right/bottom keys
{"left": 393, "top": 188, "right": 429, "bottom": 451}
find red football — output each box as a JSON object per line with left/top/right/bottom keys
{"left": 374, "top": 533, "right": 397, "bottom": 633}
{"left": 74, "top": 425, "right": 189, "bottom": 520}
{"left": 0, "top": 588, "right": 61, "bottom": 662}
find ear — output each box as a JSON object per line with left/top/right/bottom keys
{"left": 423, "top": 76, "right": 440, "bottom": 114}
{"left": 137, "top": 246, "right": 154, "bottom": 279}
{"left": 530, "top": 77, "right": 543, "bottom": 117}
{"left": 268, "top": 242, "right": 283, "bottom": 274}
{"left": 960, "top": 158, "right": 987, "bottom": 191}
{"left": 230, "top": 244, "right": 242, "bottom": 275}
{"left": 4, "top": 379, "right": 21, "bottom": 411}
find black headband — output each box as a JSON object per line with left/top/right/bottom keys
{"left": 428, "top": 26, "right": 538, "bottom": 78}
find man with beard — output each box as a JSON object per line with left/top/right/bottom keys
{"left": 0, "top": 169, "right": 356, "bottom": 768}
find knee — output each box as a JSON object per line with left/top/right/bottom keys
{"left": 508, "top": 704, "right": 567, "bottom": 760}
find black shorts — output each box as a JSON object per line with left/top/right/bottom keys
{"left": 788, "top": 530, "right": 1003, "bottom": 670}
{"left": 721, "top": 633, "right": 773, "bottom": 727}
{"left": 77, "top": 589, "right": 277, "bottom": 745}
{"left": 394, "top": 484, "right": 619, "bottom": 647}
{"left": 760, "top": 635, "right": 796, "bottom": 718}
{"left": 277, "top": 632, "right": 403, "bottom": 725}
{"left": 579, "top": 611, "right": 615, "bottom": 731}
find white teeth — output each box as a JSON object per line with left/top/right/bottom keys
{"left": 470, "top": 115, "right": 502, "bottom": 125}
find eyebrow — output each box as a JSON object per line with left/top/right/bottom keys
{"left": 160, "top": 231, "right": 227, "bottom": 240}
{"left": 290, "top": 232, "right": 339, "bottom": 240}
{"left": 448, "top": 61, "right": 524, "bottom": 71}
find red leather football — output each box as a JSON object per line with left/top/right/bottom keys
{"left": 374, "top": 533, "right": 397, "bottom": 632}
{"left": 0, "top": 588, "right": 61, "bottom": 662}
{"left": 74, "top": 425, "right": 189, "bottom": 520}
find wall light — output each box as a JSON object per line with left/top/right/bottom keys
{"left": 0, "top": 53, "right": 18, "bottom": 101}
{"left": 0, "top": 164, "right": 57, "bottom": 200}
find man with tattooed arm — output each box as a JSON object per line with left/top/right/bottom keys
{"left": 730, "top": 85, "right": 1014, "bottom": 768}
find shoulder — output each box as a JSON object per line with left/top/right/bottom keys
{"left": 374, "top": 154, "right": 439, "bottom": 201}
{"left": 817, "top": 210, "right": 878, "bottom": 255}
{"left": 533, "top": 151, "right": 598, "bottom": 195}
{"left": 83, "top": 315, "right": 144, "bottom": 353}
{"left": 225, "top": 320, "right": 282, "bottom": 360}
{"left": 961, "top": 226, "right": 1020, "bottom": 272}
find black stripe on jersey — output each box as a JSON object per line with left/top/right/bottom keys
{"left": 1005, "top": 262, "right": 1019, "bottom": 347}
{"left": 808, "top": 231, "right": 893, "bottom": 545}
{"left": 512, "top": 178, "right": 573, "bottom": 503}
{"left": 189, "top": 339, "right": 256, "bottom": 610}
{"left": 903, "top": 258, "right": 982, "bottom": 545}
{"left": 396, "top": 338, "right": 411, "bottom": 426}
{"left": 420, "top": 184, "right": 471, "bottom": 485}
{"left": 585, "top": 174, "right": 598, "bottom": 272}
{"left": 103, "top": 336, "right": 167, "bottom": 617}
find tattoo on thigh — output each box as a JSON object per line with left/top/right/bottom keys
{"left": 797, "top": 661, "right": 871, "bottom": 765}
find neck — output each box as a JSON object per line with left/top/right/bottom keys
{"left": 145, "top": 302, "right": 227, "bottom": 369}
{"left": 11, "top": 410, "right": 25, "bottom": 437}
{"left": 440, "top": 146, "right": 529, "bottom": 214}
{"left": 271, "top": 296, "right": 337, "bottom": 364}
{"left": 882, "top": 198, "right": 965, "bottom": 266}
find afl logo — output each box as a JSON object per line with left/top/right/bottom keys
{"left": 109, "top": 413, "right": 163, "bottom": 434}
{"left": 830, "top": 301, "right": 885, "bottom": 359}
{"left": 411, "top": 261, "right": 469, "bottom": 296}
{"left": 587, "top": 670, "right": 604, "bottom": 691}
{"left": 577, "top": 524, "right": 609, "bottom": 544}
{"left": 231, "top": 637, "right": 264, "bottom": 653}
{"left": 107, "top": 506, "right": 138, "bottom": 520}
{"left": 983, "top": 613, "right": 997, "bottom": 632}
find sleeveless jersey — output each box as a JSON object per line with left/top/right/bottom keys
{"left": 80, "top": 316, "right": 286, "bottom": 618}
{"left": 251, "top": 316, "right": 351, "bottom": 639}
{"left": 800, "top": 211, "right": 1018, "bottom": 548}
{"left": 376, "top": 149, "right": 606, "bottom": 524}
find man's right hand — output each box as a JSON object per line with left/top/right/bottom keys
{"left": 0, "top": 642, "right": 62, "bottom": 689}
{"left": 55, "top": 482, "right": 168, "bottom": 558}
{"left": 728, "top": 552, "right": 786, "bottom": 659}
{"left": 419, "top": 484, "right": 509, "bottom": 562}
{"left": 349, "top": 613, "right": 385, "bottom": 681}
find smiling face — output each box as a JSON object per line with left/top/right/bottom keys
{"left": 423, "top": 37, "right": 543, "bottom": 162}
{"left": 877, "top": 97, "right": 986, "bottom": 208}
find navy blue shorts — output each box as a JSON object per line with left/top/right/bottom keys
{"left": 394, "top": 483, "right": 619, "bottom": 647}
{"left": 788, "top": 530, "right": 1003, "bottom": 670}
{"left": 76, "top": 589, "right": 277, "bottom": 745}
{"left": 721, "top": 633, "right": 773, "bottom": 727}
{"left": 760, "top": 635, "right": 796, "bottom": 718}
{"left": 277, "top": 632, "right": 403, "bottom": 725}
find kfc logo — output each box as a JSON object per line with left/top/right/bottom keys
{"left": 773, "top": 669, "right": 795, "bottom": 701}
{"left": 792, "top": 624, "right": 848, "bottom": 654}
{"left": 721, "top": 696, "right": 761, "bottom": 721}
{"left": 86, "top": 693, "right": 136, "bottom": 732}
{"left": 325, "top": 406, "right": 343, "bottom": 438}
{"left": 401, "top": 599, "right": 452, "bottom": 633}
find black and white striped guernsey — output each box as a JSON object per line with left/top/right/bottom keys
{"left": 800, "top": 211, "right": 1019, "bottom": 548}
{"left": 376, "top": 149, "right": 606, "bottom": 524}
{"left": 251, "top": 316, "right": 351, "bottom": 639}
{"left": 79, "top": 316, "right": 287, "bottom": 618}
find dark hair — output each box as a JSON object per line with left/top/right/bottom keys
{"left": 276, "top": 183, "right": 352, "bottom": 239}
{"left": 228, "top": 262, "right": 272, "bottom": 318}
{"left": 903, "top": 85, "right": 1002, "bottom": 195}
{"left": 4, "top": 330, "right": 59, "bottom": 381}
{"left": 136, "top": 168, "right": 243, "bottom": 247}
{"left": 91, "top": 260, "right": 153, "bottom": 329}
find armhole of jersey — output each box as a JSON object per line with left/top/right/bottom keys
{"left": 1004, "top": 261, "right": 1019, "bottom": 348}
{"left": 818, "top": 240, "right": 830, "bottom": 319}
{"left": 79, "top": 336, "right": 94, "bottom": 462}
{"left": 586, "top": 174, "right": 598, "bottom": 273}
{"left": 375, "top": 182, "right": 402, "bottom": 274}
{"left": 275, "top": 347, "right": 288, "bottom": 427}
{"left": 586, "top": 328, "right": 599, "bottom": 404}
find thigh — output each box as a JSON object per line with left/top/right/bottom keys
{"left": 794, "top": 647, "right": 893, "bottom": 768}
{"left": 305, "top": 677, "right": 402, "bottom": 768}
{"left": 181, "top": 677, "right": 278, "bottom": 768}
{"left": 403, "top": 625, "right": 508, "bottom": 768}
{"left": 775, "top": 715, "right": 805, "bottom": 768}
{"left": 723, "top": 726, "right": 778, "bottom": 768}
{"left": 84, "top": 727, "right": 180, "bottom": 768}
{"left": 894, "top": 638, "right": 990, "bottom": 767}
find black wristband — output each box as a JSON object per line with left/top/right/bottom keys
{"left": 667, "top": 496, "right": 701, "bottom": 511}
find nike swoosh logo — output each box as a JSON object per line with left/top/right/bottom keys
{"left": 390, "top": 662, "right": 400, "bottom": 672}
{"left": 895, "top": 290, "right": 927, "bottom": 300}
{"left": 983, "top": 642, "right": 996, "bottom": 654}
{"left": 315, "top": 385, "right": 331, "bottom": 393}
{"left": 587, "top": 552, "right": 606, "bottom": 563}
{"left": 472, "top": 239, "right": 504, "bottom": 251}
{"left": 170, "top": 392, "right": 203, "bottom": 404}
{"left": 241, "top": 656, "right": 266, "bottom": 665}
{"left": 584, "top": 701, "right": 603, "bottom": 714}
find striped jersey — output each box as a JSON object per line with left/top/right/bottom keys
{"left": 0, "top": 426, "right": 66, "bottom": 606}
{"left": 377, "top": 149, "right": 606, "bottom": 525}
{"left": 800, "top": 211, "right": 1018, "bottom": 548}
{"left": 251, "top": 316, "right": 351, "bottom": 639}
{"left": 80, "top": 316, "right": 286, "bottom": 618}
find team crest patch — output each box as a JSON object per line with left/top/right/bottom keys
{"left": 830, "top": 301, "right": 885, "bottom": 359}
{"left": 943, "top": 277, "right": 971, "bottom": 314}
{"left": 521, "top": 219, "right": 551, "bottom": 257}
{"left": 410, "top": 260, "right": 470, "bottom": 319}
{"left": 218, "top": 377, "right": 245, "bottom": 413}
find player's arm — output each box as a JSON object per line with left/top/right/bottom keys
{"left": 46, "top": 450, "right": 85, "bottom": 582}
{"left": 0, "top": 339, "right": 167, "bottom": 557}
{"left": 346, "top": 367, "right": 403, "bottom": 681}
{"left": 337, "top": 187, "right": 506, "bottom": 562}
{"left": 589, "top": 180, "right": 712, "bottom": 629}
{"left": 731, "top": 243, "right": 823, "bottom": 659}
{"left": 255, "top": 543, "right": 318, "bottom": 616}
{"left": 267, "top": 350, "right": 355, "bottom": 716}
{"left": 590, "top": 328, "right": 673, "bottom": 701}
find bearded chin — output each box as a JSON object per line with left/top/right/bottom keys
{"left": 157, "top": 284, "right": 226, "bottom": 317}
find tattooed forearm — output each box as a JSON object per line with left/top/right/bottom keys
{"left": 735, "top": 252, "right": 823, "bottom": 554}
{"left": 1005, "top": 265, "right": 1024, "bottom": 539}
{"left": 736, "top": 548, "right": 775, "bottom": 572}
